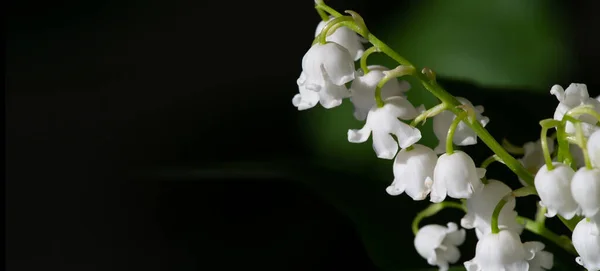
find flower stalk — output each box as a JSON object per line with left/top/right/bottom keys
{"left": 411, "top": 201, "right": 466, "bottom": 235}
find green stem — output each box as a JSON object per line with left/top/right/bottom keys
{"left": 566, "top": 104, "right": 600, "bottom": 123}
{"left": 412, "top": 202, "right": 466, "bottom": 235}
{"left": 315, "top": 5, "right": 330, "bottom": 21}
{"left": 539, "top": 119, "right": 560, "bottom": 171}
{"left": 318, "top": 16, "right": 354, "bottom": 44}
{"left": 410, "top": 103, "right": 448, "bottom": 127}
{"left": 480, "top": 154, "right": 503, "bottom": 184}
{"left": 516, "top": 216, "right": 577, "bottom": 255}
{"left": 556, "top": 121, "right": 574, "bottom": 167}
{"left": 575, "top": 121, "right": 593, "bottom": 169}
{"left": 491, "top": 187, "right": 536, "bottom": 234}
{"left": 446, "top": 111, "right": 467, "bottom": 154}
{"left": 535, "top": 201, "right": 547, "bottom": 224}
{"left": 360, "top": 46, "right": 381, "bottom": 74}
{"left": 315, "top": 3, "right": 343, "bottom": 17}
{"left": 565, "top": 114, "right": 593, "bottom": 169}
{"left": 481, "top": 154, "right": 504, "bottom": 169}
{"left": 501, "top": 138, "right": 525, "bottom": 155}
{"left": 374, "top": 65, "right": 415, "bottom": 107}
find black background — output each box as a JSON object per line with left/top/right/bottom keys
{"left": 6, "top": 0, "right": 600, "bottom": 270}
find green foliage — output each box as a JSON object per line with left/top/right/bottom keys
{"left": 379, "top": 0, "right": 571, "bottom": 90}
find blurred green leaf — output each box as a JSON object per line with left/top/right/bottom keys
{"left": 378, "top": 0, "right": 571, "bottom": 90}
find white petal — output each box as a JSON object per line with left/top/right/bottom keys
{"left": 461, "top": 213, "right": 476, "bottom": 229}
{"left": 385, "top": 179, "right": 406, "bottom": 196}
{"left": 444, "top": 223, "right": 466, "bottom": 246}
{"left": 393, "top": 123, "right": 422, "bottom": 149}
{"left": 384, "top": 96, "right": 419, "bottom": 120}
{"left": 523, "top": 241, "right": 553, "bottom": 271}
{"left": 292, "top": 84, "right": 320, "bottom": 110}
{"left": 372, "top": 131, "right": 398, "bottom": 159}
{"left": 317, "top": 77, "right": 348, "bottom": 109}
{"left": 550, "top": 84, "right": 565, "bottom": 102}
{"left": 348, "top": 126, "right": 372, "bottom": 143}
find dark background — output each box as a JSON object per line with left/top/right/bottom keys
{"left": 6, "top": 0, "right": 600, "bottom": 270}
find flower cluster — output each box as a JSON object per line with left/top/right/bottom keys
{"left": 295, "top": 2, "right": 600, "bottom": 270}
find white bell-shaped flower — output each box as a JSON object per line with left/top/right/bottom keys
{"left": 432, "top": 97, "right": 490, "bottom": 154}
{"left": 386, "top": 144, "right": 437, "bottom": 200}
{"left": 293, "top": 72, "right": 349, "bottom": 110}
{"left": 414, "top": 222, "right": 466, "bottom": 271}
{"left": 315, "top": 17, "right": 366, "bottom": 61}
{"left": 534, "top": 162, "right": 581, "bottom": 219}
{"left": 293, "top": 42, "right": 355, "bottom": 110}
{"left": 551, "top": 83, "right": 600, "bottom": 136}
{"left": 524, "top": 242, "right": 554, "bottom": 271}
{"left": 430, "top": 151, "right": 485, "bottom": 202}
{"left": 571, "top": 167, "right": 600, "bottom": 218}
{"left": 464, "top": 230, "right": 532, "bottom": 271}
{"left": 348, "top": 96, "right": 422, "bottom": 159}
{"left": 349, "top": 65, "right": 410, "bottom": 121}
{"left": 461, "top": 180, "right": 523, "bottom": 239}
{"left": 588, "top": 129, "right": 600, "bottom": 168}
{"left": 572, "top": 218, "right": 600, "bottom": 270}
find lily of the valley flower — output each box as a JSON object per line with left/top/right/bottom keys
{"left": 461, "top": 180, "right": 523, "bottom": 239}
{"left": 464, "top": 230, "right": 543, "bottom": 271}
{"left": 315, "top": 17, "right": 366, "bottom": 61}
{"left": 293, "top": 72, "right": 350, "bottom": 110}
{"left": 387, "top": 144, "right": 437, "bottom": 200}
{"left": 571, "top": 167, "right": 600, "bottom": 218}
{"left": 293, "top": 42, "right": 355, "bottom": 110}
{"left": 525, "top": 242, "right": 554, "bottom": 271}
{"left": 430, "top": 151, "right": 485, "bottom": 202}
{"left": 349, "top": 65, "right": 410, "bottom": 121}
{"left": 588, "top": 129, "right": 600, "bottom": 168}
{"left": 432, "top": 97, "right": 490, "bottom": 154}
{"left": 414, "top": 222, "right": 466, "bottom": 271}
{"left": 572, "top": 218, "right": 600, "bottom": 271}
{"left": 348, "top": 96, "right": 422, "bottom": 159}
{"left": 551, "top": 83, "right": 600, "bottom": 136}
{"left": 534, "top": 162, "right": 581, "bottom": 219}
